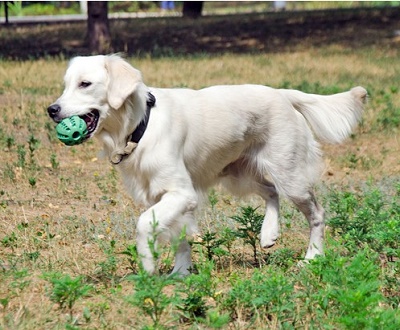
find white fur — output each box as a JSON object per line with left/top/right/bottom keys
{"left": 49, "top": 55, "right": 367, "bottom": 274}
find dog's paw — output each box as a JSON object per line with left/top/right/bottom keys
{"left": 297, "top": 259, "right": 310, "bottom": 268}
{"left": 260, "top": 236, "right": 278, "bottom": 249}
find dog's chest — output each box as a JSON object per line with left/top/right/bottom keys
{"left": 116, "top": 152, "right": 169, "bottom": 207}
{"left": 117, "top": 164, "right": 152, "bottom": 206}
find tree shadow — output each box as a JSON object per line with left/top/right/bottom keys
{"left": 0, "top": 7, "right": 399, "bottom": 60}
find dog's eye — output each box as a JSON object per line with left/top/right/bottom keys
{"left": 79, "top": 81, "right": 92, "bottom": 88}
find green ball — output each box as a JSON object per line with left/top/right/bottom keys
{"left": 56, "top": 116, "right": 88, "bottom": 146}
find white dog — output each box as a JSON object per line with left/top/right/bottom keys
{"left": 48, "top": 55, "right": 367, "bottom": 275}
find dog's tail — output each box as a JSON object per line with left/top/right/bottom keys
{"left": 280, "top": 86, "right": 367, "bottom": 144}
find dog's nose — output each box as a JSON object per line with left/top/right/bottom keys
{"left": 47, "top": 104, "right": 61, "bottom": 118}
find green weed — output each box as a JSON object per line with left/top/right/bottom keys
{"left": 6, "top": 135, "right": 15, "bottom": 149}
{"left": 327, "top": 185, "right": 400, "bottom": 260}
{"left": 208, "top": 188, "right": 219, "bottom": 210}
{"left": 121, "top": 244, "right": 139, "bottom": 272}
{"left": 1, "top": 232, "right": 18, "bottom": 251}
{"left": 375, "top": 88, "right": 400, "bottom": 130}
{"left": 177, "top": 258, "right": 217, "bottom": 321}
{"left": 231, "top": 206, "right": 264, "bottom": 265}
{"left": 50, "top": 153, "right": 59, "bottom": 169}
{"left": 28, "top": 176, "right": 36, "bottom": 187}
{"left": 27, "top": 134, "right": 40, "bottom": 159}
{"left": 2, "top": 163, "right": 15, "bottom": 181}
{"left": 126, "top": 268, "right": 179, "bottom": 329}
{"left": 9, "top": 269, "right": 31, "bottom": 296}
{"left": 223, "top": 268, "right": 294, "bottom": 325}
{"left": 192, "top": 230, "right": 227, "bottom": 262}
{"left": 94, "top": 240, "right": 119, "bottom": 287}
{"left": 298, "top": 247, "right": 399, "bottom": 329}
{"left": 16, "top": 144, "right": 26, "bottom": 168}
{"left": 43, "top": 272, "right": 93, "bottom": 312}
{"left": 198, "top": 309, "right": 230, "bottom": 329}
{"left": 264, "top": 247, "right": 298, "bottom": 270}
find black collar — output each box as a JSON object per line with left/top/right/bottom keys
{"left": 130, "top": 92, "right": 156, "bottom": 143}
{"left": 110, "top": 92, "right": 156, "bottom": 165}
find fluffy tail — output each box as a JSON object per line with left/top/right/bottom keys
{"left": 280, "top": 86, "right": 367, "bottom": 144}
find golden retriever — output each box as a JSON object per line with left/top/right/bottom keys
{"left": 48, "top": 55, "right": 367, "bottom": 274}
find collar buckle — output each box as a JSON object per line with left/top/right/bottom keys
{"left": 110, "top": 91, "right": 156, "bottom": 165}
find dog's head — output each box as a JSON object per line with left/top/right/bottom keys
{"left": 47, "top": 55, "right": 142, "bottom": 140}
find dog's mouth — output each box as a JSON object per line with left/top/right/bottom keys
{"left": 80, "top": 109, "right": 100, "bottom": 138}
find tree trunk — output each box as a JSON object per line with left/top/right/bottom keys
{"left": 87, "top": 1, "right": 113, "bottom": 54}
{"left": 182, "top": 1, "right": 203, "bottom": 19}
{"left": 4, "top": 1, "right": 10, "bottom": 25}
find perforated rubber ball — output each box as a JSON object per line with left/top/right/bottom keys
{"left": 56, "top": 116, "right": 88, "bottom": 146}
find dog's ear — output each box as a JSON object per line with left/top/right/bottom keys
{"left": 106, "top": 56, "right": 142, "bottom": 109}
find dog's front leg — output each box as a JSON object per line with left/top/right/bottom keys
{"left": 136, "top": 191, "right": 198, "bottom": 274}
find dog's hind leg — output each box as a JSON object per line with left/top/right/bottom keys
{"left": 220, "top": 170, "right": 280, "bottom": 249}
{"left": 290, "top": 191, "right": 325, "bottom": 259}
{"left": 256, "top": 180, "right": 281, "bottom": 249}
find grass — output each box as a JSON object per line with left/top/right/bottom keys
{"left": 0, "top": 10, "right": 400, "bottom": 329}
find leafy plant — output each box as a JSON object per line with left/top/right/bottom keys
{"left": 192, "top": 230, "right": 227, "bottom": 261}
{"left": 265, "top": 247, "right": 298, "bottom": 270}
{"left": 375, "top": 89, "right": 400, "bottom": 130}
{"left": 0, "top": 269, "right": 31, "bottom": 312}
{"left": 10, "top": 269, "right": 31, "bottom": 295}
{"left": 198, "top": 309, "right": 230, "bottom": 329}
{"left": 298, "top": 247, "right": 400, "bottom": 329}
{"left": 6, "top": 135, "right": 15, "bottom": 149}
{"left": 3, "top": 163, "right": 16, "bottom": 181}
{"left": 121, "top": 244, "right": 139, "bottom": 272}
{"left": 0, "top": 297, "right": 9, "bottom": 309}
{"left": 43, "top": 272, "right": 93, "bottom": 312}
{"left": 1, "top": 231, "right": 18, "bottom": 251}
{"left": 126, "top": 268, "right": 179, "bottom": 329}
{"left": 218, "top": 227, "right": 237, "bottom": 267}
{"left": 16, "top": 144, "right": 26, "bottom": 168}
{"left": 382, "top": 261, "right": 400, "bottom": 308}
{"left": 328, "top": 186, "right": 400, "bottom": 260}
{"left": 231, "top": 206, "right": 263, "bottom": 264}
{"left": 208, "top": 188, "right": 219, "bottom": 210}
{"left": 95, "top": 240, "right": 119, "bottom": 287}
{"left": 223, "top": 268, "right": 294, "bottom": 325}
{"left": 28, "top": 176, "right": 36, "bottom": 187}
{"left": 50, "top": 153, "right": 59, "bottom": 170}
{"left": 177, "top": 258, "right": 217, "bottom": 321}
{"left": 28, "top": 134, "right": 40, "bottom": 158}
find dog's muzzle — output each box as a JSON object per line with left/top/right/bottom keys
{"left": 47, "top": 104, "right": 62, "bottom": 122}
